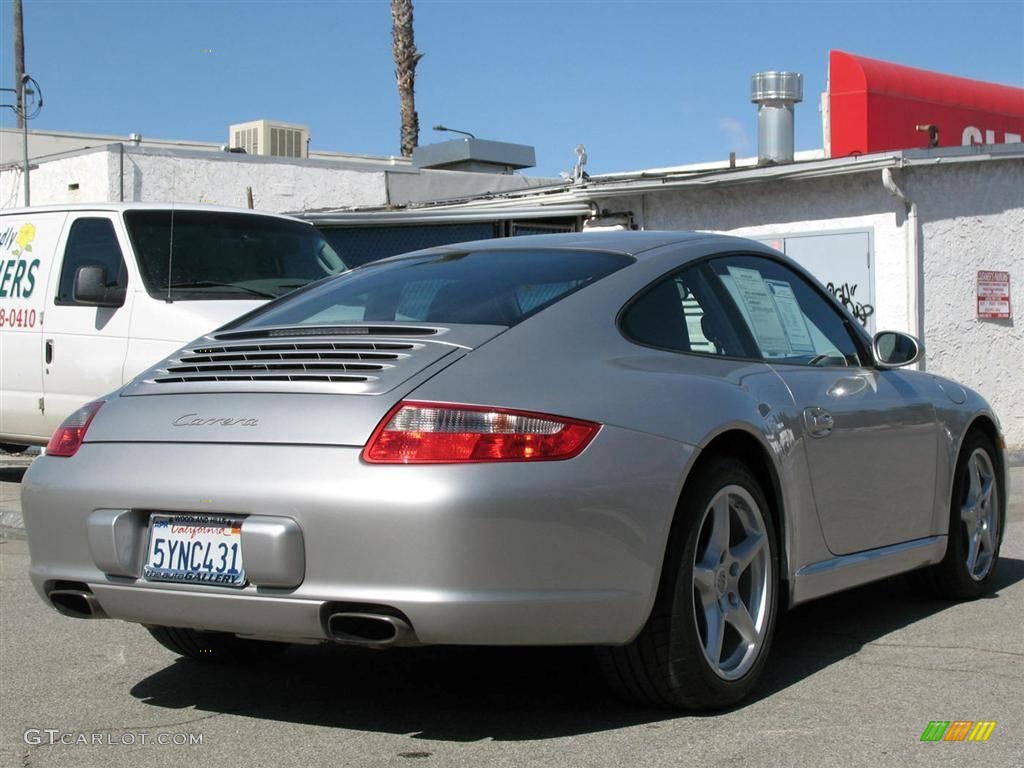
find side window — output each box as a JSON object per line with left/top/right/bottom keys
{"left": 56, "top": 218, "right": 127, "bottom": 305}
{"left": 620, "top": 264, "right": 751, "bottom": 356}
{"left": 708, "top": 255, "right": 862, "bottom": 367}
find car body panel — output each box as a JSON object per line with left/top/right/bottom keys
{"left": 770, "top": 364, "right": 939, "bottom": 555}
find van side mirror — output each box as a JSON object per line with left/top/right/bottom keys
{"left": 873, "top": 331, "right": 923, "bottom": 368}
{"left": 73, "top": 265, "right": 126, "bottom": 308}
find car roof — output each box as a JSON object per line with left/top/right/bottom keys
{"left": 382, "top": 230, "right": 760, "bottom": 261}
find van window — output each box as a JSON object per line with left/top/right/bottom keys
{"left": 56, "top": 218, "right": 128, "bottom": 305}
{"left": 124, "top": 211, "right": 347, "bottom": 300}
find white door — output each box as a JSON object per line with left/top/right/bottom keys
{"left": 756, "top": 230, "right": 875, "bottom": 332}
{"left": 42, "top": 214, "right": 135, "bottom": 436}
{"left": 0, "top": 211, "right": 67, "bottom": 444}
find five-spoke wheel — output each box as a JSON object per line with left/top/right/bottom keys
{"left": 692, "top": 485, "right": 771, "bottom": 680}
{"left": 960, "top": 447, "right": 999, "bottom": 582}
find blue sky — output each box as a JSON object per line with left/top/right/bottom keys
{"left": 1, "top": 0, "right": 1022, "bottom": 176}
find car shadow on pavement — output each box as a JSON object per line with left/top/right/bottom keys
{"left": 130, "top": 557, "right": 1024, "bottom": 741}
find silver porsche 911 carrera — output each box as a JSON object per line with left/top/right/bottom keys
{"left": 22, "top": 232, "right": 1007, "bottom": 709}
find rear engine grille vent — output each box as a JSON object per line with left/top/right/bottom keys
{"left": 152, "top": 340, "right": 414, "bottom": 384}
{"left": 215, "top": 325, "right": 440, "bottom": 341}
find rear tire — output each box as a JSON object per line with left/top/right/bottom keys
{"left": 146, "top": 625, "right": 288, "bottom": 663}
{"left": 0, "top": 443, "right": 28, "bottom": 454}
{"left": 597, "top": 457, "right": 779, "bottom": 709}
{"left": 912, "top": 431, "right": 1004, "bottom": 600}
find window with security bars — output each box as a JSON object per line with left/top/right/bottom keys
{"left": 509, "top": 221, "right": 578, "bottom": 237}
{"left": 318, "top": 224, "right": 499, "bottom": 267}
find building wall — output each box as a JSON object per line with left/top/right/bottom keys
{"left": 913, "top": 160, "right": 1024, "bottom": 453}
{"left": 0, "top": 143, "right": 554, "bottom": 214}
{"left": 120, "top": 150, "right": 388, "bottom": 211}
{"left": 592, "top": 160, "right": 1024, "bottom": 450}
{"left": 0, "top": 150, "right": 114, "bottom": 208}
{"left": 0, "top": 146, "right": 390, "bottom": 212}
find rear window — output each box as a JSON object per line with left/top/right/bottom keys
{"left": 239, "top": 248, "right": 632, "bottom": 328}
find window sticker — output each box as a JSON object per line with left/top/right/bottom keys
{"left": 725, "top": 266, "right": 792, "bottom": 357}
{"left": 764, "top": 279, "right": 816, "bottom": 354}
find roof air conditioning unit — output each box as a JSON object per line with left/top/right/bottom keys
{"left": 228, "top": 120, "right": 309, "bottom": 158}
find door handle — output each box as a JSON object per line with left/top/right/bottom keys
{"left": 45, "top": 339, "right": 54, "bottom": 365}
{"left": 803, "top": 407, "right": 834, "bottom": 438}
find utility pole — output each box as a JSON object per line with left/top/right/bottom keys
{"left": 390, "top": 0, "right": 423, "bottom": 157}
{"left": 13, "top": 0, "right": 25, "bottom": 128}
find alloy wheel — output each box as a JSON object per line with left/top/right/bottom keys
{"left": 961, "top": 448, "right": 998, "bottom": 581}
{"left": 691, "top": 485, "right": 772, "bottom": 680}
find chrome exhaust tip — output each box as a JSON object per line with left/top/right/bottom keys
{"left": 47, "top": 589, "right": 107, "bottom": 619}
{"left": 327, "top": 612, "right": 416, "bottom": 647}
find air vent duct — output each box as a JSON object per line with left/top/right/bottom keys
{"left": 751, "top": 71, "right": 803, "bottom": 165}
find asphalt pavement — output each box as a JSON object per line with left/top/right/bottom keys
{"left": 1, "top": 456, "right": 1022, "bottom": 768}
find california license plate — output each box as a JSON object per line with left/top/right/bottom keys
{"left": 143, "top": 515, "right": 246, "bottom": 587}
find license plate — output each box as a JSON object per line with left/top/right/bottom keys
{"left": 143, "top": 515, "right": 246, "bottom": 587}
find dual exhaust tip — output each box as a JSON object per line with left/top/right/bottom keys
{"left": 47, "top": 586, "right": 106, "bottom": 619}
{"left": 326, "top": 611, "right": 416, "bottom": 647}
{"left": 46, "top": 585, "right": 416, "bottom": 648}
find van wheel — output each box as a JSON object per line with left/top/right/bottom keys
{"left": 146, "top": 625, "right": 288, "bottom": 662}
{"left": 0, "top": 443, "right": 28, "bottom": 454}
{"left": 596, "top": 457, "right": 779, "bottom": 709}
{"left": 911, "top": 432, "right": 1004, "bottom": 600}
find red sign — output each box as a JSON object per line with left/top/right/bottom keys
{"left": 977, "top": 271, "right": 1011, "bottom": 319}
{"left": 828, "top": 50, "right": 1024, "bottom": 157}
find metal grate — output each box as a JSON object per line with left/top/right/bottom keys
{"left": 151, "top": 339, "right": 414, "bottom": 385}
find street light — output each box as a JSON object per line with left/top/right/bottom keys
{"left": 432, "top": 124, "right": 476, "bottom": 139}
{"left": 1, "top": 72, "right": 43, "bottom": 206}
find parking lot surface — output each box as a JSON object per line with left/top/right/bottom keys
{"left": 2, "top": 458, "right": 1022, "bottom": 768}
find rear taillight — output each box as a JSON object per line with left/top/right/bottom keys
{"left": 45, "top": 401, "right": 105, "bottom": 457}
{"left": 363, "top": 401, "right": 600, "bottom": 464}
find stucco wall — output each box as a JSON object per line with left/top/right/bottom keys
{"left": 121, "top": 150, "right": 388, "bottom": 212}
{"left": 0, "top": 151, "right": 114, "bottom": 208}
{"left": 1, "top": 147, "right": 389, "bottom": 213}
{"left": 912, "top": 160, "right": 1024, "bottom": 451}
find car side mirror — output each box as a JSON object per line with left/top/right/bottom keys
{"left": 873, "top": 331, "right": 923, "bottom": 368}
{"left": 73, "top": 265, "right": 126, "bottom": 307}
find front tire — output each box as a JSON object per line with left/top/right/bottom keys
{"left": 914, "top": 431, "right": 1004, "bottom": 600}
{"left": 147, "top": 625, "right": 288, "bottom": 663}
{"left": 597, "top": 457, "right": 779, "bottom": 709}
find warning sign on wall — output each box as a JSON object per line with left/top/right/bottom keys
{"left": 977, "top": 271, "right": 1012, "bottom": 319}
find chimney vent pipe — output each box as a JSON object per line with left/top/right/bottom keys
{"left": 751, "top": 71, "right": 803, "bottom": 165}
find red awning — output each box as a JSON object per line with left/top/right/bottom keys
{"left": 828, "top": 50, "right": 1024, "bottom": 157}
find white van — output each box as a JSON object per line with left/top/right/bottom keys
{"left": 0, "top": 203, "right": 347, "bottom": 450}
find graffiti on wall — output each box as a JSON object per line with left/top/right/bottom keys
{"left": 826, "top": 281, "right": 874, "bottom": 326}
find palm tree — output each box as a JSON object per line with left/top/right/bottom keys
{"left": 390, "top": 0, "right": 422, "bottom": 157}
{"left": 13, "top": 0, "right": 25, "bottom": 128}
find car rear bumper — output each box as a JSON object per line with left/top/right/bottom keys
{"left": 22, "top": 429, "right": 693, "bottom": 645}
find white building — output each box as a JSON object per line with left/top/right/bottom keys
{"left": 0, "top": 124, "right": 549, "bottom": 214}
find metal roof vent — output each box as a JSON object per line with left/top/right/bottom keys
{"left": 412, "top": 138, "right": 535, "bottom": 174}
{"left": 751, "top": 71, "right": 803, "bottom": 165}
